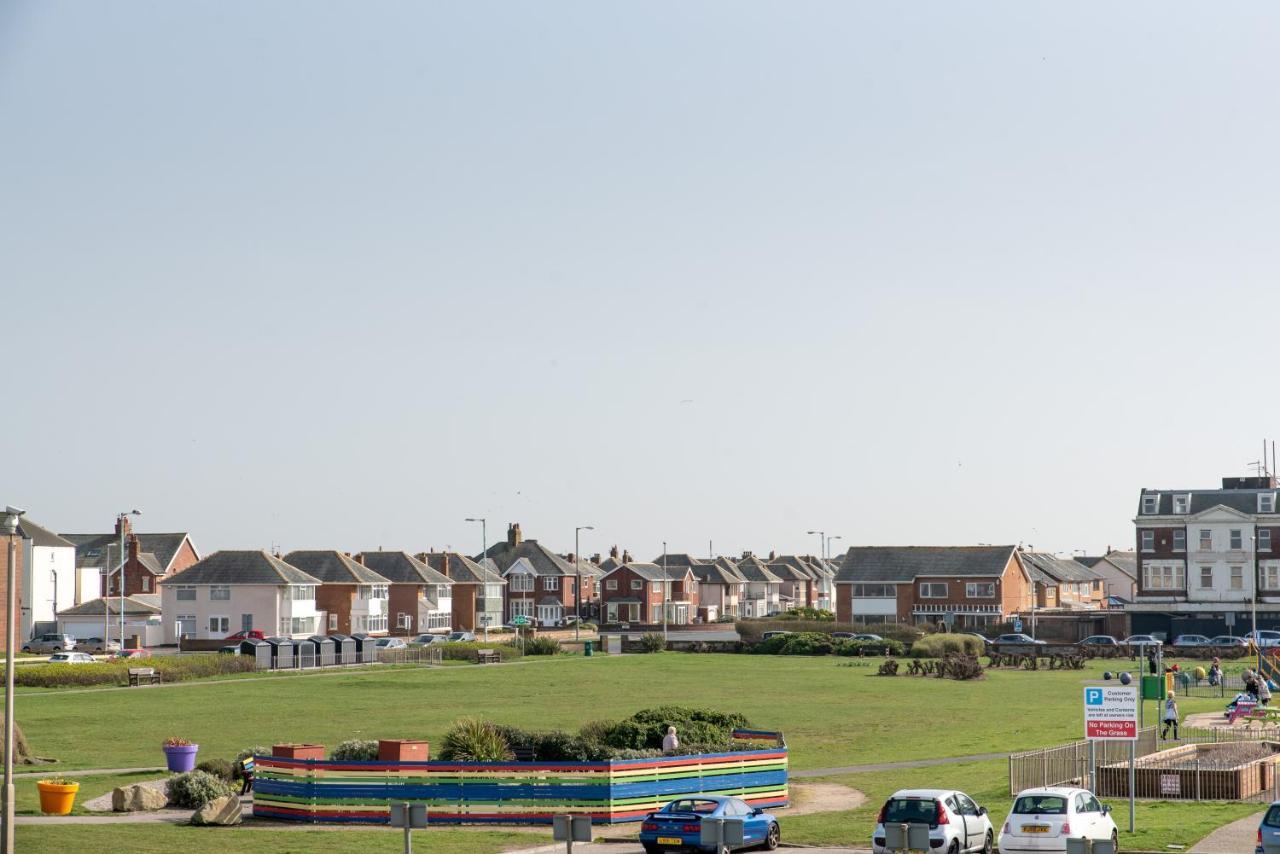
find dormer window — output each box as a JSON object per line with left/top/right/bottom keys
{"left": 1173, "top": 495, "right": 1190, "bottom": 514}
{"left": 1142, "top": 495, "right": 1159, "bottom": 514}
{"left": 1261, "top": 494, "right": 1276, "bottom": 514}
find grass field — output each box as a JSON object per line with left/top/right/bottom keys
{"left": 8, "top": 652, "right": 1259, "bottom": 852}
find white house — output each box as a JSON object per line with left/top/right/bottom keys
{"left": 735, "top": 554, "right": 783, "bottom": 617}
{"left": 354, "top": 551, "right": 453, "bottom": 635}
{"left": 14, "top": 518, "right": 78, "bottom": 640}
{"left": 159, "top": 550, "right": 324, "bottom": 642}
{"left": 56, "top": 595, "right": 165, "bottom": 647}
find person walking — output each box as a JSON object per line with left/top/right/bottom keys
{"left": 238, "top": 755, "right": 255, "bottom": 795}
{"left": 1208, "top": 658, "right": 1222, "bottom": 687}
{"left": 1259, "top": 675, "right": 1273, "bottom": 706}
{"left": 1161, "top": 691, "right": 1180, "bottom": 740}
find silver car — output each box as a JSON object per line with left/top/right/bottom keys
{"left": 48, "top": 652, "right": 97, "bottom": 664}
{"left": 22, "top": 633, "right": 77, "bottom": 654}
{"left": 873, "top": 788, "right": 994, "bottom": 854}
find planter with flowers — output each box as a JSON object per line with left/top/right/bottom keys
{"left": 162, "top": 737, "right": 199, "bottom": 772}
{"left": 36, "top": 777, "right": 79, "bottom": 815}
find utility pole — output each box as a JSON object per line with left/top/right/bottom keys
{"left": 662, "top": 541, "right": 668, "bottom": 640}
{"left": 3, "top": 505, "right": 28, "bottom": 854}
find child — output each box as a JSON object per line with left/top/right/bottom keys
{"left": 238, "top": 755, "right": 255, "bottom": 795}
{"left": 1260, "top": 676, "right": 1273, "bottom": 706}
{"left": 1161, "top": 691, "right": 1180, "bottom": 740}
{"left": 1208, "top": 658, "right": 1222, "bottom": 687}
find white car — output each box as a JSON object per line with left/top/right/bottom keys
{"left": 999, "top": 787, "right": 1117, "bottom": 853}
{"left": 1247, "top": 630, "right": 1280, "bottom": 649}
{"left": 873, "top": 788, "right": 994, "bottom": 854}
{"left": 47, "top": 652, "right": 97, "bottom": 665}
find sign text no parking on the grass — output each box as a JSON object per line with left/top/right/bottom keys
{"left": 1083, "top": 686, "right": 1138, "bottom": 740}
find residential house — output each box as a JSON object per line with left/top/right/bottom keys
{"left": 355, "top": 551, "right": 452, "bottom": 636}
{"left": 481, "top": 523, "right": 596, "bottom": 626}
{"left": 56, "top": 594, "right": 164, "bottom": 647}
{"left": 64, "top": 515, "right": 199, "bottom": 599}
{"left": 598, "top": 562, "right": 699, "bottom": 625}
{"left": 159, "top": 550, "right": 323, "bottom": 642}
{"left": 1130, "top": 475, "right": 1280, "bottom": 638}
{"left": 420, "top": 551, "right": 506, "bottom": 633}
{"left": 1077, "top": 551, "right": 1138, "bottom": 603}
{"left": 652, "top": 553, "right": 745, "bottom": 621}
{"left": 10, "top": 518, "right": 77, "bottom": 640}
{"left": 835, "top": 545, "right": 1031, "bottom": 628}
{"left": 284, "top": 551, "right": 390, "bottom": 635}
{"left": 767, "top": 554, "right": 814, "bottom": 611}
{"left": 1017, "top": 551, "right": 1105, "bottom": 609}
{"left": 735, "top": 553, "right": 783, "bottom": 617}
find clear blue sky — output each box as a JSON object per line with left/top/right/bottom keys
{"left": 4, "top": 2, "right": 1279, "bottom": 558}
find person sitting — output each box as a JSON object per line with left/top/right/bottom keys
{"left": 662, "top": 726, "right": 679, "bottom": 754}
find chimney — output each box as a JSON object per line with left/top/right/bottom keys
{"left": 513, "top": 523, "right": 523, "bottom": 545}
{"left": 354, "top": 553, "right": 365, "bottom": 566}
{"left": 769, "top": 550, "right": 776, "bottom": 560}
{"left": 127, "top": 534, "right": 140, "bottom": 562}
{"left": 114, "top": 515, "right": 133, "bottom": 537}
{"left": 508, "top": 523, "right": 524, "bottom": 547}
{"left": 741, "top": 550, "right": 753, "bottom": 559}
{"left": 591, "top": 553, "right": 601, "bottom": 564}
{"left": 609, "top": 545, "right": 619, "bottom": 559}
{"left": 440, "top": 553, "right": 451, "bottom": 578}
{"left": 566, "top": 553, "right": 575, "bottom": 564}
{"left": 622, "top": 549, "right": 633, "bottom": 563}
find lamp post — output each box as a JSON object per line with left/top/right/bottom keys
{"left": 1253, "top": 535, "right": 1260, "bottom": 645}
{"left": 465, "top": 518, "right": 487, "bottom": 562}
{"left": 661, "top": 541, "right": 668, "bottom": 640}
{"left": 807, "top": 530, "right": 825, "bottom": 560}
{"left": 825, "top": 535, "right": 842, "bottom": 561}
{"left": 3, "top": 504, "right": 27, "bottom": 854}
{"left": 574, "top": 527, "right": 593, "bottom": 641}
{"left": 117, "top": 510, "right": 140, "bottom": 649}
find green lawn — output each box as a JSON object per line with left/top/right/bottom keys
{"left": 7, "top": 652, "right": 1260, "bottom": 851}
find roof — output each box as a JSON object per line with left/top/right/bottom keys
{"left": 355, "top": 551, "right": 450, "bottom": 586}
{"left": 420, "top": 552, "right": 505, "bottom": 586}
{"left": 691, "top": 563, "right": 746, "bottom": 585}
{"left": 136, "top": 553, "right": 165, "bottom": 576}
{"left": 835, "top": 546, "right": 1017, "bottom": 583}
{"left": 1096, "top": 550, "right": 1137, "bottom": 580}
{"left": 605, "top": 562, "right": 668, "bottom": 582}
{"left": 56, "top": 594, "right": 162, "bottom": 618}
{"left": 15, "top": 518, "right": 75, "bottom": 549}
{"left": 283, "top": 551, "right": 390, "bottom": 584}
{"left": 161, "top": 551, "right": 321, "bottom": 586}
{"left": 1017, "top": 552, "right": 1101, "bottom": 584}
{"left": 649, "top": 553, "right": 708, "bottom": 568}
{"left": 1074, "top": 556, "right": 1104, "bottom": 568}
{"left": 1138, "top": 486, "right": 1280, "bottom": 517}
{"left": 481, "top": 538, "right": 580, "bottom": 577}
{"left": 735, "top": 555, "right": 783, "bottom": 584}
{"left": 770, "top": 555, "right": 824, "bottom": 580}
{"left": 768, "top": 558, "right": 816, "bottom": 581}
{"left": 63, "top": 532, "right": 194, "bottom": 572}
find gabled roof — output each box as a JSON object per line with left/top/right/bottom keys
{"left": 649, "top": 553, "right": 709, "bottom": 568}
{"left": 481, "top": 539, "right": 579, "bottom": 577}
{"left": 136, "top": 553, "right": 165, "bottom": 576}
{"left": 283, "top": 551, "right": 389, "bottom": 584}
{"left": 161, "top": 551, "right": 320, "bottom": 586}
{"left": 355, "top": 551, "right": 450, "bottom": 586}
{"left": 1093, "top": 550, "right": 1137, "bottom": 580}
{"left": 15, "top": 518, "right": 75, "bottom": 549}
{"left": 603, "top": 562, "right": 689, "bottom": 582}
{"left": 769, "top": 556, "right": 820, "bottom": 580}
{"left": 63, "top": 532, "right": 196, "bottom": 573}
{"left": 735, "top": 554, "right": 783, "bottom": 584}
{"left": 835, "top": 546, "right": 1018, "bottom": 583}
{"left": 57, "top": 594, "right": 161, "bottom": 618}
{"left": 419, "top": 552, "right": 505, "bottom": 586}
{"left": 691, "top": 563, "right": 746, "bottom": 585}
{"left": 1018, "top": 552, "right": 1101, "bottom": 584}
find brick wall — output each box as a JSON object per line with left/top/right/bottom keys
{"left": 388, "top": 584, "right": 421, "bottom": 635}
{"left": 317, "top": 584, "right": 355, "bottom": 634}
{"left": 451, "top": 585, "right": 477, "bottom": 631}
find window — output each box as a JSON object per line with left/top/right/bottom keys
{"left": 509, "top": 574, "right": 534, "bottom": 593}
{"left": 1141, "top": 531, "right": 1155, "bottom": 552}
{"left": 651, "top": 581, "right": 662, "bottom": 592}
{"left": 241, "top": 614, "right": 253, "bottom": 631}
{"left": 511, "top": 600, "right": 534, "bottom": 617}
{"left": 965, "top": 582, "right": 995, "bottom": 598}
{"left": 1262, "top": 530, "right": 1273, "bottom": 552}
{"left": 1200, "top": 566, "right": 1213, "bottom": 589}
{"left": 1173, "top": 530, "right": 1186, "bottom": 552}
{"left": 328, "top": 613, "right": 338, "bottom": 631}
{"left": 210, "top": 585, "right": 231, "bottom": 601}
{"left": 1263, "top": 564, "right": 1280, "bottom": 591}
{"left": 1142, "top": 495, "right": 1158, "bottom": 514}
{"left": 208, "top": 616, "right": 229, "bottom": 633}
{"left": 278, "top": 616, "right": 316, "bottom": 635}
{"left": 852, "top": 584, "right": 895, "bottom": 598}
{"left": 1262, "top": 494, "right": 1276, "bottom": 513}
{"left": 631, "top": 579, "right": 643, "bottom": 590}
{"left": 1143, "top": 564, "right": 1185, "bottom": 590}
{"left": 289, "top": 585, "right": 315, "bottom": 601}
{"left": 436, "top": 585, "right": 450, "bottom": 599}
{"left": 919, "top": 582, "right": 948, "bottom": 598}
{"left": 1199, "top": 529, "right": 1212, "bottom": 550}
{"left": 1231, "top": 530, "right": 1244, "bottom": 550}
{"left": 1231, "top": 566, "right": 1244, "bottom": 590}
{"left": 1173, "top": 495, "right": 1189, "bottom": 514}
{"left": 176, "top": 615, "right": 196, "bottom": 637}
{"left": 140, "top": 576, "right": 151, "bottom": 592}
{"left": 543, "top": 576, "right": 559, "bottom": 592}
{"left": 484, "top": 584, "right": 503, "bottom": 599}
{"left": 606, "top": 579, "right": 618, "bottom": 590}
{"left": 175, "top": 586, "right": 196, "bottom": 601}
{"left": 359, "top": 585, "right": 388, "bottom": 599}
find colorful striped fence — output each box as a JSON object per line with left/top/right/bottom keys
{"left": 253, "top": 731, "right": 788, "bottom": 825}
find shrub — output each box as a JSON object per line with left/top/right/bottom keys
{"left": 439, "top": 642, "right": 523, "bottom": 664}
{"left": 775, "top": 607, "right": 835, "bottom": 621}
{"left": 749, "top": 632, "right": 833, "bottom": 656}
{"left": 439, "top": 718, "right": 514, "bottom": 762}
{"left": 835, "top": 638, "right": 905, "bottom": 657}
{"left": 609, "top": 748, "right": 663, "bottom": 760}
{"left": 233, "top": 746, "right": 268, "bottom": 780}
{"left": 163, "top": 736, "right": 193, "bottom": 747}
{"left": 937, "top": 652, "right": 985, "bottom": 680}
{"left": 494, "top": 727, "right": 611, "bottom": 762}
{"left": 523, "top": 636, "right": 561, "bottom": 656}
{"left": 195, "top": 758, "right": 234, "bottom": 782}
{"left": 735, "top": 620, "right": 922, "bottom": 646}
{"left": 166, "top": 770, "right": 232, "bottom": 809}
{"left": 595, "top": 706, "right": 749, "bottom": 752}
{"left": 330, "top": 740, "right": 379, "bottom": 761}
{"left": 15, "top": 655, "right": 256, "bottom": 689}
{"left": 909, "top": 633, "right": 985, "bottom": 659}
{"left": 639, "top": 633, "right": 666, "bottom": 653}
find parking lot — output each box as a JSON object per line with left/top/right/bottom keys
{"left": 514, "top": 845, "right": 864, "bottom": 854}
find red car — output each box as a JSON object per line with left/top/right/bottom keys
{"left": 224, "top": 630, "right": 266, "bottom": 641}
{"left": 117, "top": 648, "right": 151, "bottom": 659}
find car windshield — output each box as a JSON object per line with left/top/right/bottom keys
{"left": 883, "top": 798, "right": 938, "bottom": 824}
{"left": 662, "top": 799, "right": 718, "bottom": 815}
{"left": 50, "top": 654, "right": 68, "bottom": 661}
{"left": 1265, "top": 804, "right": 1280, "bottom": 827}
{"left": 1012, "top": 795, "right": 1067, "bottom": 815}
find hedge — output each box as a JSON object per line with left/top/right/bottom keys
{"left": 736, "top": 619, "right": 922, "bottom": 645}
{"left": 439, "top": 642, "right": 523, "bottom": 663}
{"left": 909, "top": 633, "right": 986, "bottom": 658}
{"left": 14, "top": 654, "right": 256, "bottom": 688}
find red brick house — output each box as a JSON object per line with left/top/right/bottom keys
{"left": 284, "top": 550, "right": 391, "bottom": 635}
{"left": 481, "top": 523, "right": 598, "bottom": 626}
{"left": 64, "top": 516, "right": 199, "bottom": 598}
{"left": 420, "top": 551, "right": 506, "bottom": 632}
{"left": 598, "top": 562, "right": 698, "bottom": 625}
{"left": 354, "top": 551, "right": 452, "bottom": 636}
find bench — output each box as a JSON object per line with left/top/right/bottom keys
{"left": 475, "top": 649, "right": 500, "bottom": 665}
{"left": 1228, "top": 699, "right": 1262, "bottom": 724}
{"left": 127, "top": 667, "right": 161, "bottom": 687}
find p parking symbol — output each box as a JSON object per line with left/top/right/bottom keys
{"left": 1085, "top": 688, "right": 1103, "bottom": 705}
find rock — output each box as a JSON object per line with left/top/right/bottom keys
{"left": 191, "top": 794, "right": 241, "bottom": 826}
{"left": 111, "top": 783, "right": 169, "bottom": 812}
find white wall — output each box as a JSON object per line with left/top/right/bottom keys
{"left": 162, "top": 584, "right": 285, "bottom": 643}
{"left": 1185, "top": 514, "right": 1255, "bottom": 603}
{"left": 22, "top": 543, "right": 77, "bottom": 639}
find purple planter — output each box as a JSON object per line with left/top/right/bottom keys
{"left": 163, "top": 744, "right": 199, "bottom": 772}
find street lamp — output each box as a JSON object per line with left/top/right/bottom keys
{"left": 826, "top": 535, "right": 843, "bottom": 561}
{"left": 117, "top": 510, "right": 140, "bottom": 648}
{"left": 3, "top": 504, "right": 27, "bottom": 854}
{"left": 465, "top": 518, "right": 487, "bottom": 562}
{"left": 662, "top": 541, "right": 669, "bottom": 640}
{"left": 807, "top": 530, "right": 825, "bottom": 560}
{"left": 575, "top": 526, "right": 593, "bottom": 641}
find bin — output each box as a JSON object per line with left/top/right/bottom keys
{"left": 263, "top": 636, "right": 295, "bottom": 669}
{"left": 1141, "top": 674, "right": 1165, "bottom": 700}
{"left": 240, "top": 638, "right": 272, "bottom": 669}
{"left": 584, "top": 640, "right": 593, "bottom": 657}
{"left": 329, "top": 633, "right": 357, "bottom": 665}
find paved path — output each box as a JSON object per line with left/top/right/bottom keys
{"left": 1188, "top": 808, "right": 1265, "bottom": 853}
{"left": 17, "top": 810, "right": 189, "bottom": 825}
{"left": 14, "top": 766, "right": 163, "bottom": 779}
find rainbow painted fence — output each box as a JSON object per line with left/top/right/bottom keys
{"left": 253, "top": 732, "right": 788, "bottom": 825}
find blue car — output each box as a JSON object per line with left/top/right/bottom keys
{"left": 639, "top": 795, "right": 780, "bottom": 853}
{"left": 1259, "top": 800, "right": 1280, "bottom": 853}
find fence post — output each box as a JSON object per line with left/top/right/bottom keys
{"left": 1194, "top": 757, "right": 1200, "bottom": 802}
{"left": 1042, "top": 748, "right": 1048, "bottom": 787}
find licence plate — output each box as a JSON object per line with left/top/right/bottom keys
{"left": 1021, "top": 824, "right": 1050, "bottom": 833}
{"left": 657, "top": 836, "right": 684, "bottom": 845}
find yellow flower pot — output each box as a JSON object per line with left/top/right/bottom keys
{"left": 36, "top": 780, "right": 79, "bottom": 815}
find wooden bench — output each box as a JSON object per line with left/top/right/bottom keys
{"left": 475, "top": 649, "right": 500, "bottom": 665}
{"left": 127, "top": 667, "right": 161, "bottom": 687}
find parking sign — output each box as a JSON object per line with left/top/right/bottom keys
{"left": 1084, "top": 685, "right": 1138, "bottom": 740}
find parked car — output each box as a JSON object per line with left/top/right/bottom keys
{"left": 1078, "top": 635, "right": 1119, "bottom": 648}
{"left": 854, "top": 633, "right": 884, "bottom": 641}
{"left": 116, "top": 648, "right": 151, "bottom": 659}
{"left": 1172, "top": 634, "right": 1212, "bottom": 650}
{"left": 375, "top": 637, "right": 407, "bottom": 649}
{"left": 22, "top": 633, "right": 77, "bottom": 654}
{"left": 872, "top": 788, "right": 993, "bottom": 854}
{"left": 832, "top": 632, "right": 855, "bottom": 639}
{"left": 761, "top": 631, "right": 792, "bottom": 641}
{"left": 447, "top": 631, "right": 477, "bottom": 643}
{"left": 1123, "top": 634, "right": 1163, "bottom": 648}
{"left": 639, "top": 795, "right": 779, "bottom": 852}
{"left": 1257, "top": 799, "right": 1280, "bottom": 854}
{"left": 47, "top": 652, "right": 98, "bottom": 665}
{"left": 412, "top": 634, "right": 449, "bottom": 645}
{"left": 1247, "top": 630, "right": 1280, "bottom": 649}
{"left": 80, "top": 637, "right": 121, "bottom": 655}
{"left": 998, "top": 787, "right": 1116, "bottom": 854}
{"left": 995, "top": 633, "right": 1045, "bottom": 645}
{"left": 1210, "top": 635, "right": 1249, "bottom": 648}
{"left": 224, "top": 629, "right": 267, "bottom": 642}
{"left": 959, "top": 632, "right": 992, "bottom": 647}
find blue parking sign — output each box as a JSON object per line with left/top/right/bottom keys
{"left": 1013, "top": 619, "right": 1023, "bottom": 633}
{"left": 1085, "top": 688, "right": 1103, "bottom": 705}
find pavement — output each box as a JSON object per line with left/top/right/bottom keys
{"left": 510, "top": 845, "right": 859, "bottom": 854}
{"left": 1188, "top": 808, "right": 1265, "bottom": 853}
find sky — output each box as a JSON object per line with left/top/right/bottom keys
{"left": 4, "top": 2, "right": 1280, "bottom": 560}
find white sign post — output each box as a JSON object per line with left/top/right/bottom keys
{"left": 1083, "top": 686, "right": 1138, "bottom": 833}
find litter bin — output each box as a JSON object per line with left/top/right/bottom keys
{"left": 584, "top": 640, "right": 593, "bottom": 657}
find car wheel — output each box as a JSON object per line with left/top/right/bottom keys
{"left": 20, "top": 647, "right": 30, "bottom": 653}
{"left": 982, "top": 832, "right": 993, "bottom": 854}
{"left": 1111, "top": 830, "right": 1119, "bottom": 852}
{"left": 947, "top": 841, "right": 959, "bottom": 854}
{"left": 642, "top": 845, "right": 661, "bottom": 854}
{"left": 764, "top": 821, "right": 780, "bottom": 850}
